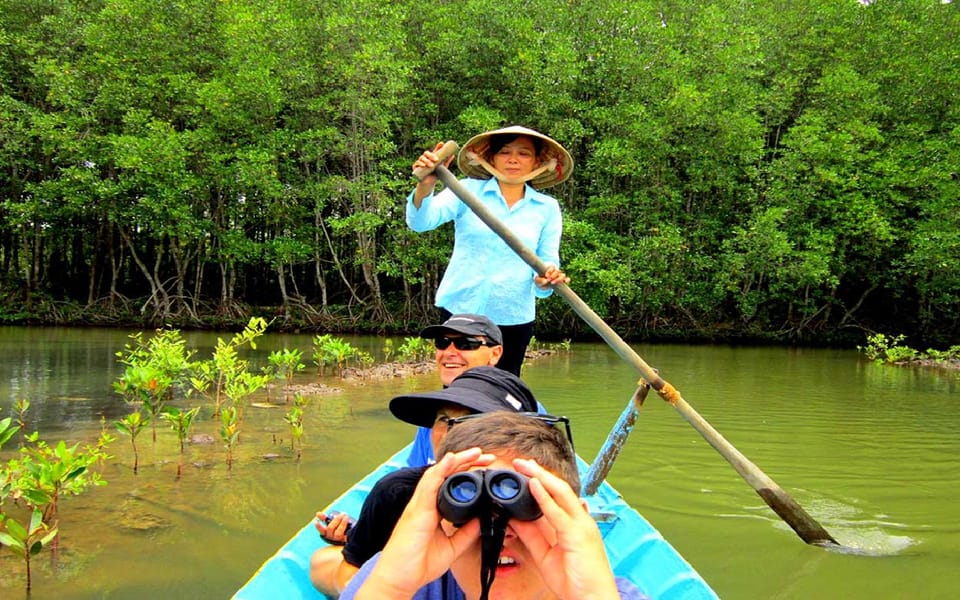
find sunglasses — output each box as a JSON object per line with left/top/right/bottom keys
{"left": 445, "top": 412, "right": 575, "bottom": 453}
{"left": 434, "top": 336, "right": 497, "bottom": 351}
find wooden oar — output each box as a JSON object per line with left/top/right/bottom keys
{"left": 582, "top": 383, "right": 649, "bottom": 496}
{"left": 413, "top": 141, "right": 840, "bottom": 547}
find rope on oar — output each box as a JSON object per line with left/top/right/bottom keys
{"left": 414, "top": 142, "right": 840, "bottom": 548}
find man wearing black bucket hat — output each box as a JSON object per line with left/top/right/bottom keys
{"left": 390, "top": 365, "right": 540, "bottom": 468}
{"left": 310, "top": 367, "right": 541, "bottom": 598}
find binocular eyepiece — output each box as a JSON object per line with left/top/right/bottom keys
{"left": 437, "top": 469, "right": 542, "bottom": 527}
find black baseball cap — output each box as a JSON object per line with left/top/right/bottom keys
{"left": 389, "top": 366, "right": 538, "bottom": 428}
{"left": 419, "top": 313, "right": 503, "bottom": 346}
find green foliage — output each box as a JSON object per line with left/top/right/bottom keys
{"left": 528, "top": 336, "right": 573, "bottom": 354}
{"left": 161, "top": 406, "right": 201, "bottom": 479}
{"left": 191, "top": 317, "right": 270, "bottom": 415}
{"left": 114, "top": 329, "right": 196, "bottom": 443}
{"left": 219, "top": 406, "right": 241, "bottom": 469}
{"left": 921, "top": 347, "right": 960, "bottom": 363}
{"left": 0, "top": 508, "right": 59, "bottom": 593}
{"left": 15, "top": 436, "right": 107, "bottom": 513}
{"left": 394, "top": 337, "right": 433, "bottom": 363}
{"left": 94, "top": 417, "right": 116, "bottom": 466}
{"left": 354, "top": 349, "right": 375, "bottom": 370}
{"left": 312, "top": 334, "right": 368, "bottom": 376}
{"left": 115, "top": 410, "right": 149, "bottom": 474}
{"left": 716, "top": 207, "right": 837, "bottom": 327}
{"left": 858, "top": 333, "right": 917, "bottom": 365}
{"left": 268, "top": 348, "right": 306, "bottom": 402}
{"left": 859, "top": 334, "right": 960, "bottom": 367}
{"left": 0, "top": 0, "right": 958, "bottom": 343}
{"left": 9, "top": 399, "right": 31, "bottom": 448}
{"left": 1, "top": 417, "right": 107, "bottom": 596}
{"left": 0, "top": 416, "right": 19, "bottom": 449}
{"left": 224, "top": 370, "right": 272, "bottom": 406}
{"left": 282, "top": 396, "right": 308, "bottom": 462}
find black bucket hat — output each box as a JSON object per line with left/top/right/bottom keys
{"left": 389, "top": 366, "right": 538, "bottom": 428}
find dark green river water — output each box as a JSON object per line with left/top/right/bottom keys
{"left": 0, "top": 326, "right": 957, "bottom": 599}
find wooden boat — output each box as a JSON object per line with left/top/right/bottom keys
{"left": 233, "top": 444, "right": 718, "bottom": 600}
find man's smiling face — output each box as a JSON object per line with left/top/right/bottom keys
{"left": 434, "top": 333, "right": 503, "bottom": 386}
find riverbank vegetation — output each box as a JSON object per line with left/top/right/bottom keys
{"left": 0, "top": 415, "right": 109, "bottom": 594}
{"left": 858, "top": 333, "right": 960, "bottom": 370}
{"left": 0, "top": 321, "right": 447, "bottom": 592}
{"left": 1, "top": 0, "right": 958, "bottom": 347}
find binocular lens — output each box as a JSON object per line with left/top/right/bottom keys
{"left": 437, "top": 469, "right": 541, "bottom": 526}
{"left": 488, "top": 474, "right": 521, "bottom": 500}
{"left": 449, "top": 478, "right": 480, "bottom": 503}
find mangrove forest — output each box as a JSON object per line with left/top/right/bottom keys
{"left": 1, "top": 0, "right": 958, "bottom": 346}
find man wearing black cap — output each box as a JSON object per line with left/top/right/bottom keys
{"left": 317, "top": 313, "right": 505, "bottom": 539}
{"left": 406, "top": 313, "right": 505, "bottom": 467}
{"left": 309, "top": 367, "right": 540, "bottom": 598}
{"left": 420, "top": 313, "right": 504, "bottom": 387}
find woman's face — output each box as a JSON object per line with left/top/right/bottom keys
{"left": 491, "top": 136, "right": 540, "bottom": 178}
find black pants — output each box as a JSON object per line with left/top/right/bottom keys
{"left": 439, "top": 308, "right": 533, "bottom": 377}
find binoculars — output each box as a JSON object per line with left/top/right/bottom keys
{"left": 437, "top": 469, "right": 542, "bottom": 527}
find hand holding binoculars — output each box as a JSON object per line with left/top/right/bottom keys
{"left": 437, "top": 469, "right": 542, "bottom": 527}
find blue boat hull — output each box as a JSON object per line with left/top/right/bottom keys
{"left": 233, "top": 445, "right": 718, "bottom": 600}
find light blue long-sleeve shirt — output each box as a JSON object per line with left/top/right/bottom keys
{"left": 406, "top": 177, "right": 562, "bottom": 326}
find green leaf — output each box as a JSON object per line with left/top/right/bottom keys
{"left": 40, "top": 527, "right": 59, "bottom": 547}
{"left": 66, "top": 466, "right": 88, "bottom": 480}
{"left": 0, "top": 531, "right": 25, "bottom": 551}
{"left": 3, "top": 518, "right": 27, "bottom": 539}
{"left": 0, "top": 417, "right": 19, "bottom": 447}
{"left": 29, "top": 508, "right": 43, "bottom": 533}
{"left": 22, "top": 489, "right": 53, "bottom": 506}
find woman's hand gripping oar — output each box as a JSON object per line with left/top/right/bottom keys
{"left": 414, "top": 141, "right": 840, "bottom": 548}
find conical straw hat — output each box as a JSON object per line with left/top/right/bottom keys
{"left": 457, "top": 125, "right": 574, "bottom": 189}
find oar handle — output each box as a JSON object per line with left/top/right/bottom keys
{"left": 431, "top": 163, "right": 839, "bottom": 547}
{"left": 582, "top": 384, "right": 648, "bottom": 496}
{"left": 412, "top": 141, "right": 459, "bottom": 181}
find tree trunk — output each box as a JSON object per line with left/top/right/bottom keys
{"left": 219, "top": 261, "right": 231, "bottom": 309}
{"left": 276, "top": 263, "right": 291, "bottom": 320}
{"left": 87, "top": 220, "right": 106, "bottom": 306}
{"left": 356, "top": 227, "right": 388, "bottom": 321}
{"left": 168, "top": 236, "right": 199, "bottom": 321}
{"left": 318, "top": 214, "right": 364, "bottom": 306}
{"left": 118, "top": 227, "right": 167, "bottom": 321}
{"left": 108, "top": 231, "right": 120, "bottom": 305}
{"left": 150, "top": 238, "right": 171, "bottom": 321}
{"left": 192, "top": 241, "right": 205, "bottom": 317}
{"left": 313, "top": 209, "right": 329, "bottom": 310}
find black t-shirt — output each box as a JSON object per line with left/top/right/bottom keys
{"left": 341, "top": 465, "right": 428, "bottom": 568}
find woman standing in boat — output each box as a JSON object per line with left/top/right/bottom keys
{"left": 408, "top": 126, "right": 573, "bottom": 376}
